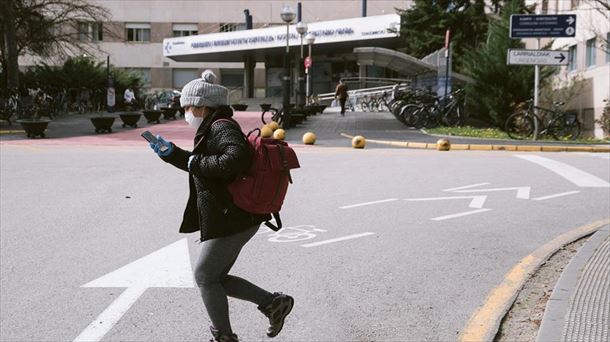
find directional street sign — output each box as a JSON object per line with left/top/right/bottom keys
{"left": 510, "top": 14, "right": 576, "bottom": 38}
{"left": 507, "top": 49, "right": 569, "bottom": 66}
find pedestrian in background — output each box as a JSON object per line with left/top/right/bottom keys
{"left": 335, "top": 79, "right": 349, "bottom": 116}
{"left": 148, "top": 71, "right": 294, "bottom": 342}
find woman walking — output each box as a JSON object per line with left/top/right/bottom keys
{"left": 149, "top": 71, "right": 294, "bottom": 342}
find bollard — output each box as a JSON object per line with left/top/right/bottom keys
{"left": 303, "top": 132, "right": 316, "bottom": 145}
{"left": 268, "top": 121, "right": 280, "bottom": 131}
{"left": 273, "top": 128, "right": 286, "bottom": 140}
{"left": 261, "top": 125, "right": 273, "bottom": 138}
{"left": 352, "top": 135, "right": 366, "bottom": 149}
{"left": 436, "top": 138, "right": 451, "bottom": 151}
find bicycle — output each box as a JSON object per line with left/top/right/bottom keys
{"left": 505, "top": 100, "right": 582, "bottom": 140}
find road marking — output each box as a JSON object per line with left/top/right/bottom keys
{"left": 301, "top": 232, "right": 375, "bottom": 248}
{"left": 532, "top": 190, "right": 580, "bottom": 201}
{"left": 431, "top": 208, "right": 492, "bottom": 221}
{"left": 443, "top": 183, "right": 490, "bottom": 192}
{"left": 75, "top": 239, "right": 194, "bottom": 342}
{"left": 515, "top": 154, "right": 610, "bottom": 188}
{"left": 576, "top": 152, "right": 610, "bottom": 160}
{"left": 459, "top": 218, "right": 610, "bottom": 342}
{"left": 405, "top": 196, "right": 487, "bottom": 209}
{"left": 339, "top": 198, "right": 399, "bottom": 209}
{"left": 453, "top": 186, "right": 531, "bottom": 199}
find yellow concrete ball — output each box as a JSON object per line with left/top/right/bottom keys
{"left": 436, "top": 138, "right": 451, "bottom": 151}
{"left": 352, "top": 135, "right": 366, "bottom": 149}
{"left": 303, "top": 132, "right": 316, "bottom": 145}
{"left": 260, "top": 125, "right": 273, "bottom": 138}
{"left": 268, "top": 121, "right": 280, "bottom": 131}
{"left": 273, "top": 128, "right": 286, "bottom": 140}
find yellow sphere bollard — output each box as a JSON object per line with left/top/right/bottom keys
{"left": 352, "top": 135, "right": 366, "bottom": 149}
{"left": 273, "top": 128, "right": 286, "bottom": 140}
{"left": 436, "top": 138, "right": 451, "bottom": 151}
{"left": 260, "top": 125, "right": 273, "bottom": 138}
{"left": 303, "top": 132, "right": 316, "bottom": 145}
{"left": 268, "top": 121, "right": 280, "bottom": 131}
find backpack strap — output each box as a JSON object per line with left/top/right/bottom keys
{"left": 264, "top": 213, "right": 282, "bottom": 231}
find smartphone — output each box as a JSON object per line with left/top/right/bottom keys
{"left": 141, "top": 131, "right": 168, "bottom": 152}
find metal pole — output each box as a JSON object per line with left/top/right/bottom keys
{"left": 533, "top": 38, "right": 540, "bottom": 140}
{"left": 444, "top": 44, "right": 450, "bottom": 99}
{"left": 306, "top": 43, "right": 311, "bottom": 101}
{"left": 282, "top": 23, "right": 291, "bottom": 126}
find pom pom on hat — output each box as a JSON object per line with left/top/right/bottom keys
{"left": 201, "top": 70, "right": 217, "bottom": 84}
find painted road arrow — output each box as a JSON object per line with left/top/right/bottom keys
{"left": 507, "top": 49, "right": 569, "bottom": 66}
{"left": 74, "top": 239, "right": 194, "bottom": 342}
{"left": 404, "top": 195, "right": 492, "bottom": 221}
{"left": 452, "top": 186, "right": 531, "bottom": 199}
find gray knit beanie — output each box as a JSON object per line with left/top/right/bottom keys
{"left": 180, "top": 70, "right": 227, "bottom": 108}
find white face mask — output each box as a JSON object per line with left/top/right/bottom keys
{"left": 185, "top": 110, "right": 203, "bottom": 128}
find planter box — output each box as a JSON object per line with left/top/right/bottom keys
{"left": 90, "top": 117, "right": 115, "bottom": 133}
{"left": 142, "top": 110, "right": 162, "bottom": 124}
{"left": 161, "top": 107, "right": 178, "bottom": 120}
{"left": 232, "top": 104, "right": 248, "bottom": 111}
{"left": 17, "top": 119, "right": 50, "bottom": 138}
{"left": 119, "top": 112, "right": 142, "bottom": 128}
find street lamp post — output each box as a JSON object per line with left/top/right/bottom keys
{"left": 295, "top": 21, "right": 307, "bottom": 109}
{"left": 305, "top": 32, "right": 315, "bottom": 104}
{"left": 280, "top": 5, "right": 296, "bottom": 127}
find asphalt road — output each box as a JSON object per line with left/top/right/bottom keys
{"left": 1, "top": 143, "right": 609, "bottom": 342}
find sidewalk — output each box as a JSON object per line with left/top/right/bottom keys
{"left": 537, "top": 225, "right": 609, "bottom": 342}
{"left": 2, "top": 108, "right": 609, "bottom": 151}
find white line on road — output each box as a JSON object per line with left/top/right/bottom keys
{"left": 301, "top": 232, "right": 375, "bottom": 248}
{"left": 453, "top": 187, "right": 531, "bottom": 199}
{"left": 515, "top": 155, "right": 610, "bottom": 188}
{"left": 73, "top": 287, "right": 147, "bottom": 342}
{"left": 532, "top": 191, "right": 580, "bottom": 201}
{"left": 576, "top": 152, "right": 610, "bottom": 160}
{"left": 339, "top": 198, "right": 399, "bottom": 209}
{"left": 431, "top": 208, "right": 492, "bottom": 221}
{"left": 443, "top": 183, "right": 490, "bottom": 192}
{"left": 405, "top": 196, "right": 488, "bottom": 208}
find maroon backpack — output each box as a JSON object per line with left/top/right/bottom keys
{"left": 213, "top": 119, "right": 300, "bottom": 231}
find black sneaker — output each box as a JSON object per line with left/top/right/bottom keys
{"left": 209, "top": 326, "right": 239, "bottom": 342}
{"left": 258, "top": 292, "right": 294, "bottom": 338}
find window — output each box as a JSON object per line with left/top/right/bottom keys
{"left": 173, "top": 69, "right": 199, "bottom": 89}
{"left": 570, "top": 0, "right": 580, "bottom": 9}
{"left": 126, "top": 23, "right": 151, "bottom": 42}
{"left": 173, "top": 23, "right": 198, "bottom": 37}
{"left": 541, "top": 0, "right": 548, "bottom": 14}
{"left": 219, "top": 23, "right": 245, "bottom": 32}
{"left": 568, "top": 45, "right": 577, "bottom": 71}
{"left": 586, "top": 38, "right": 596, "bottom": 68}
{"left": 79, "top": 22, "right": 103, "bottom": 41}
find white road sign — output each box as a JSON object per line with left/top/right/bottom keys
{"left": 507, "top": 49, "right": 569, "bottom": 66}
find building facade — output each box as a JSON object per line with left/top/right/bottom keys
{"left": 20, "top": 0, "right": 411, "bottom": 97}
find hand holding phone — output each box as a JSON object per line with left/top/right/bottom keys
{"left": 142, "top": 131, "right": 172, "bottom": 156}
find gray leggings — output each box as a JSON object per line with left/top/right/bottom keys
{"left": 194, "top": 225, "right": 274, "bottom": 336}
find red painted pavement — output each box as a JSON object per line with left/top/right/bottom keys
{"left": 0, "top": 112, "right": 262, "bottom": 147}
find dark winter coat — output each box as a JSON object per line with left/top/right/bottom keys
{"left": 161, "top": 106, "right": 270, "bottom": 242}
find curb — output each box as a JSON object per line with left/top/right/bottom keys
{"left": 339, "top": 133, "right": 610, "bottom": 153}
{"left": 536, "top": 224, "right": 609, "bottom": 342}
{"left": 458, "top": 218, "right": 610, "bottom": 342}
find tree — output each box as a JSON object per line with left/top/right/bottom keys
{"left": 396, "top": 0, "right": 490, "bottom": 72}
{"left": 461, "top": 0, "right": 546, "bottom": 127}
{"left": 0, "top": 0, "right": 111, "bottom": 91}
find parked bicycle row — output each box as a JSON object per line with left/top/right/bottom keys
{"left": 387, "top": 88, "right": 465, "bottom": 129}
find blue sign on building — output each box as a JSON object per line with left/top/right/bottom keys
{"left": 510, "top": 14, "right": 576, "bottom": 38}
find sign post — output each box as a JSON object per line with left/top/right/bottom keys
{"left": 509, "top": 14, "right": 576, "bottom": 140}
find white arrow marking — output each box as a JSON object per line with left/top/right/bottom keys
{"left": 443, "top": 183, "right": 490, "bottom": 192}
{"left": 340, "top": 198, "right": 399, "bottom": 209}
{"left": 453, "top": 187, "right": 531, "bottom": 199}
{"left": 301, "top": 232, "right": 375, "bottom": 248}
{"left": 74, "top": 239, "right": 194, "bottom": 342}
{"left": 532, "top": 191, "right": 580, "bottom": 201}
{"left": 405, "top": 196, "right": 488, "bottom": 209}
{"left": 566, "top": 16, "right": 575, "bottom": 25}
{"left": 515, "top": 155, "right": 610, "bottom": 188}
{"left": 432, "top": 208, "right": 492, "bottom": 221}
